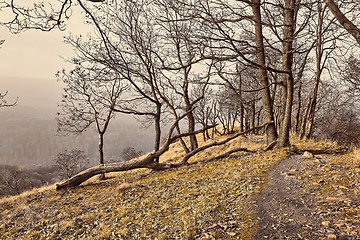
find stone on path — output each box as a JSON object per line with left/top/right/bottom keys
{"left": 303, "top": 151, "right": 314, "bottom": 159}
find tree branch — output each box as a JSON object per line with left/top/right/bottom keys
{"left": 178, "top": 122, "right": 273, "bottom": 165}
{"left": 323, "top": 0, "right": 360, "bottom": 45}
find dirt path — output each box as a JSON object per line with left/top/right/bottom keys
{"left": 255, "top": 154, "right": 326, "bottom": 239}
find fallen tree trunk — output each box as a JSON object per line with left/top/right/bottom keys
{"left": 56, "top": 123, "right": 216, "bottom": 190}
{"left": 292, "top": 147, "right": 349, "bottom": 155}
{"left": 56, "top": 157, "right": 153, "bottom": 190}
{"left": 206, "top": 147, "right": 255, "bottom": 162}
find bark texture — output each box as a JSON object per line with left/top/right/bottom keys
{"left": 252, "top": 0, "right": 278, "bottom": 142}
{"left": 323, "top": 0, "right": 360, "bottom": 45}
{"left": 278, "top": 0, "right": 296, "bottom": 147}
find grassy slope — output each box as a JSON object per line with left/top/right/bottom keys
{"left": 0, "top": 134, "right": 358, "bottom": 239}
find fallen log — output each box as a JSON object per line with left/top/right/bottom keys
{"left": 56, "top": 155, "right": 153, "bottom": 190}
{"left": 206, "top": 147, "right": 254, "bottom": 162}
{"left": 292, "top": 147, "right": 349, "bottom": 155}
{"left": 56, "top": 122, "right": 216, "bottom": 190}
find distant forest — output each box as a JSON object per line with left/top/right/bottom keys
{"left": 0, "top": 106, "right": 154, "bottom": 167}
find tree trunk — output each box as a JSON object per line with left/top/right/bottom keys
{"left": 257, "top": 107, "right": 262, "bottom": 132}
{"left": 278, "top": 80, "right": 294, "bottom": 147}
{"left": 323, "top": 0, "right": 360, "bottom": 45}
{"left": 187, "top": 110, "right": 198, "bottom": 150}
{"left": 168, "top": 105, "right": 190, "bottom": 153}
{"left": 300, "top": 88, "right": 318, "bottom": 139}
{"left": 181, "top": 64, "right": 199, "bottom": 151}
{"left": 202, "top": 128, "right": 206, "bottom": 142}
{"left": 304, "top": 96, "right": 317, "bottom": 139}
{"left": 154, "top": 104, "right": 162, "bottom": 162}
{"left": 176, "top": 124, "right": 191, "bottom": 153}
{"left": 294, "top": 81, "right": 302, "bottom": 133}
{"left": 205, "top": 107, "right": 211, "bottom": 140}
{"left": 183, "top": 88, "right": 198, "bottom": 150}
{"left": 239, "top": 104, "right": 244, "bottom": 132}
{"left": 278, "top": 0, "right": 296, "bottom": 147}
{"left": 252, "top": 0, "right": 278, "bottom": 142}
{"left": 300, "top": 0, "right": 323, "bottom": 139}
{"left": 251, "top": 100, "right": 256, "bottom": 133}
{"left": 98, "top": 133, "right": 106, "bottom": 180}
{"left": 231, "top": 112, "right": 237, "bottom": 134}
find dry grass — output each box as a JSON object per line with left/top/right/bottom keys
{"left": 0, "top": 184, "right": 56, "bottom": 205}
{"left": 0, "top": 132, "right": 276, "bottom": 239}
{"left": 354, "top": 149, "right": 360, "bottom": 160}
{"left": 291, "top": 134, "right": 339, "bottom": 151}
{"left": 1, "top": 132, "right": 357, "bottom": 239}
{"left": 297, "top": 144, "right": 360, "bottom": 238}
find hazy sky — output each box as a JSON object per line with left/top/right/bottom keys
{"left": 0, "top": 9, "right": 92, "bottom": 110}
{"left": 0, "top": 29, "right": 72, "bottom": 79}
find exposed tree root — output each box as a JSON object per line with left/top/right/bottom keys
{"left": 264, "top": 140, "right": 278, "bottom": 151}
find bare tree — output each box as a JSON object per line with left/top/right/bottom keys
{"left": 154, "top": 1, "right": 213, "bottom": 151}
{"left": 272, "top": 0, "right": 296, "bottom": 147}
{"left": 252, "top": 0, "right": 278, "bottom": 142}
{"left": 57, "top": 64, "right": 128, "bottom": 179}
{"left": 54, "top": 149, "right": 89, "bottom": 179}
{"left": 260, "top": 0, "right": 317, "bottom": 146}
{"left": 299, "top": 0, "right": 351, "bottom": 139}
{"left": 342, "top": 55, "right": 360, "bottom": 97}
{"left": 74, "top": 1, "right": 166, "bottom": 159}
{"left": 313, "top": 82, "right": 360, "bottom": 146}
{"left": 62, "top": 0, "right": 215, "bottom": 157}
{"left": 213, "top": 61, "right": 263, "bottom": 135}
{"left": 0, "top": 166, "right": 25, "bottom": 195}
{"left": 0, "top": 165, "right": 41, "bottom": 196}
{"left": 193, "top": 88, "right": 218, "bottom": 141}
{"left": 121, "top": 147, "right": 144, "bottom": 161}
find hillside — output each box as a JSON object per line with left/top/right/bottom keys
{"left": 0, "top": 134, "right": 359, "bottom": 239}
